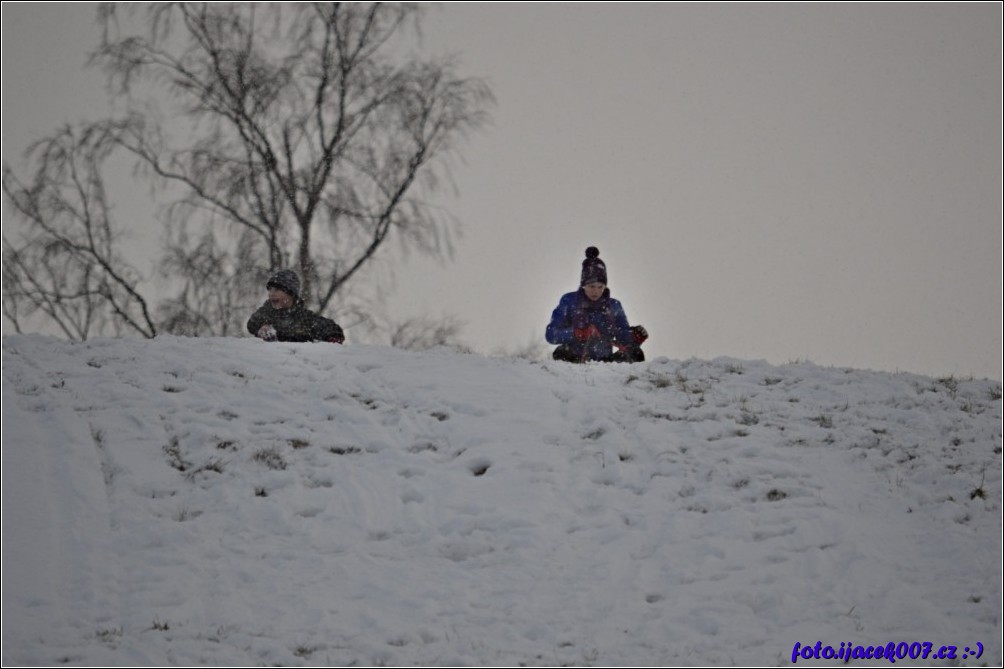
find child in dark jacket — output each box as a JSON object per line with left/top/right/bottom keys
{"left": 546, "top": 247, "right": 647, "bottom": 363}
{"left": 247, "top": 270, "right": 345, "bottom": 343}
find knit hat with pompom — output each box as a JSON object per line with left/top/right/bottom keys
{"left": 580, "top": 247, "right": 607, "bottom": 286}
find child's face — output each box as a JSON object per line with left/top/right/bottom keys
{"left": 583, "top": 282, "right": 606, "bottom": 301}
{"left": 268, "top": 287, "right": 295, "bottom": 310}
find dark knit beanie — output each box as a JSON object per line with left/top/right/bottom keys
{"left": 580, "top": 247, "right": 607, "bottom": 286}
{"left": 267, "top": 269, "right": 300, "bottom": 299}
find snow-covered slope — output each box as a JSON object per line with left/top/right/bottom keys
{"left": 2, "top": 335, "right": 1001, "bottom": 666}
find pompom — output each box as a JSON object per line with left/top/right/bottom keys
{"left": 585, "top": 246, "right": 600, "bottom": 259}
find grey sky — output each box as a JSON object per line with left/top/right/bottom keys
{"left": 3, "top": 3, "right": 1001, "bottom": 381}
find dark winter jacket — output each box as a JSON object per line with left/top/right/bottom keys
{"left": 546, "top": 288, "right": 633, "bottom": 362}
{"left": 247, "top": 300, "right": 344, "bottom": 343}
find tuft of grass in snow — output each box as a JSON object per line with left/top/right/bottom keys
{"left": 164, "top": 436, "right": 190, "bottom": 472}
{"left": 95, "top": 627, "right": 122, "bottom": 643}
{"left": 329, "top": 446, "right": 362, "bottom": 455}
{"left": 253, "top": 447, "right": 287, "bottom": 470}
{"left": 813, "top": 414, "right": 834, "bottom": 429}
{"left": 173, "top": 506, "right": 202, "bottom": 522}
{"left": 970, "top": 466, "right": 989, "bottom": 501}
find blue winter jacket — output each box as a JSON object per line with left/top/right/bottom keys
{"left": 546, "top": 288, "right": 633, "bottom": 361}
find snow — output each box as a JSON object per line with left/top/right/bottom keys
{"left": 2, "top": 334, "right": 1001, "bottom": 667}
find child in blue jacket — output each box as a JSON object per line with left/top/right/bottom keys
{"left": 546, "top": 247, "right": 648, "bottom": 363}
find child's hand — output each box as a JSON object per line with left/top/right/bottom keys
{"left": 257, "top": 324, "right": 278, "bottom": 341}
{"left": 574, "top": 324, "right": 601, "bottom": 341}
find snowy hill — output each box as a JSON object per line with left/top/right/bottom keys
{"left": 2, "top": 334, "right": 1001, "bottom": 667}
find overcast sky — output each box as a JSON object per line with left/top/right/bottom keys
{"left": 2, "top": 3, "right": 1001, "bottom": 381}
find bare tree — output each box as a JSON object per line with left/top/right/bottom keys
{"left": 2, "top": 125, "right": 157, "bottom": 340}
{"left": 156, "top": 228, "right": 262, "bottom": 337}
{"left": 93, "top": 1, "right": 493, "bottom": 315}
{"left": 3, "top": 2, "right": 492, "bottom": 341}
{"left": 388, "top": 314, "right": 468, "bottom": 352}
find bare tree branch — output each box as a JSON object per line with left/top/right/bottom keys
{"left": 389, "top": 314, "right": 468, "bottom": 352}
{"left": 2, "top": 126, "right": 157, "bottom": 339}
{"left": 91, "top": 2, "right": 492, "bottom": 312}
{"left": 4, "top": 3, "right": 492, "bottom": 341}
